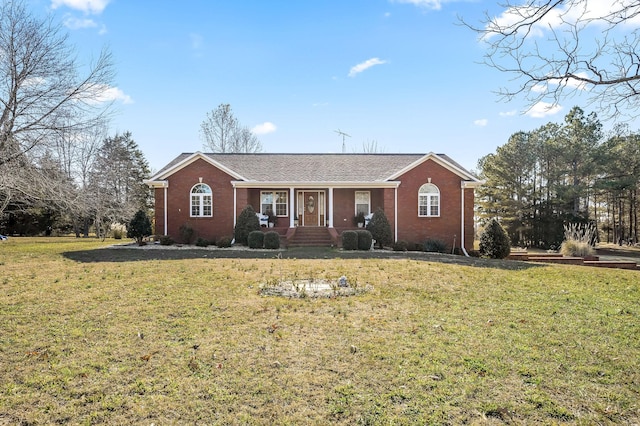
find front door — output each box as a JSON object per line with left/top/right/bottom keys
{"left": 303, "top": 191, "right": 318, "bottom": 226}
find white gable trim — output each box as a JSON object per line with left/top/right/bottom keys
{"left": 149, "top": 152, "right": 247, "bottom": 181}
{"left": 385, "top": 152, "right": 479, "bottom": 182}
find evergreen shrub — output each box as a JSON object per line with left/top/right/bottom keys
{"left": 423, "top": 239, "right": 447, "bottom": 253}
{"left": 264, "top": 231, "right": 280, "bottom": 249}
{"left": 366, "top": 208, "right": 392, "bottom": 248}
{"left": 342, "top": 231, "right": 358, "bottom": 250}
{"left": 357, "top": 230, "right": 373, "bottom": 250}
{"left": 127, "top": 210, "right": 152, "bottom": 246}
{"left": 479, "top": 219, "right": 511, "bottom": 259}
{"left": 217, "top": 236, "right": 233, "bottom": 248}
{"left": 248, "top": 231, "right": 264, "bottom": 249}
{"left": 234, "top": 205, "right": 261, "bottom": 245}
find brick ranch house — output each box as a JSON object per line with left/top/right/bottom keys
{"left": 144, "top": 152, "right": 482, "bottom": 252}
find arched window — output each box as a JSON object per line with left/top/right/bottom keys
{"left": 418, "top": 183, "right": 440, "bottom": 217}
{"left": 191, "top": 183, "right": 212, "bottom": 217}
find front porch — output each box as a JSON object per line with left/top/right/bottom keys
{"left": 234, "top": 184, "right": 399, "bottom": 243}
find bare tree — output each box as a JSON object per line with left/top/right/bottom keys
{"left": 465, "top": 0, "right": 640, "bottom": 119}
{"left": 232, "top": 126, "right": 262, "bottom": 153}
{"left": 0, "top": 0, "right": 114, "bottom": 219}
{"left": 200, "top": 104, "right": 262, "bottom": 153}
{"left": 356, "top": 139, "right": 385, "bottom": 153}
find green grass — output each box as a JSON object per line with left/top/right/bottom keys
{"left": 1, "top": 237, "right": 639, "bottom": 424}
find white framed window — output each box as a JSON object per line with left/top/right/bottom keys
{"left": 418, "top": 183, "right": 440, "bottom": 217}
{"left": 355, "top": 191, "right": 370, "bottom": 215}
{"left": 261, "top": 191, "right": 288, "bottom": 216}
{"left": 191, "top": 183, "right": 212, "bottom": 217}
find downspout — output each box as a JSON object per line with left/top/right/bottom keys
{"left": 460, "top": 182, "right": 469, "bottom": 257}
{"left": 232, "top": 185, "right": 237, "bottom": 244}
{"left": 233, "top": 185, "right": 237, "bottom": 228}
{"left": 394, "top": 186, "right": 398, "bottom": 242}
{"left": 163, "top": 183, "right": 168, "bottom": 236}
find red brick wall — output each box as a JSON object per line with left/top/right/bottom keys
{"left": 154, "top": 156, "right": 475, "bottom": 249}
{"left": 395, "top": 159, "right": 475, "bottom": 252}
{"left": 162, "top": 158, "right": 236, "bottom": 243}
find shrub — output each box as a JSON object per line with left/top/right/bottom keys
{"left": 342, "top": 231, "right": 358, "bottom": 250}
{"left": 248, "top": 231, "right": 264, "bottom": 249}
{"left": 560, "top": 240, "right": 594, "bottom": 257}
{"left": 127, "top": 210, "right": 152, "bottom": 246}
{"left": 195, "top": 237, "right": 211, "bottom": 247}
{"left": 110, "top": 222, "right": 126, "bottom": 239}
{"left": 234, "top": 205, "right": 261, "bottom": 245}
{"left": 560, "top": 223, "right": 596, "bottom": 257}
{"left": 393, "top": 240, "right": 409, "bottom": 251}
{"left": 159, "top": 235, "right": 174, "bottom": 246}
{"left": 217, "top": 236, "right": 233, "bottom": 248}
{"left": 264, "top": 231, "right": 280, "bottom": 249}
{"left": 366, "top": 208, "right": 393, "bottom": 248}
{"left": 479, "top": 219, "right": 511, "bottom": 259}
{"left": 423, "top": 238, "right": 447, "bottom": 253}
{"left": 179, "top": 223, "right": 195, "bottom": 244}
{"left": 357, "top": 230, "right": 373, "bottom": 250}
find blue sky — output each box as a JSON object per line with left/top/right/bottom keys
{"left": 28, "top": 0, "right": 631, "bottom": 172}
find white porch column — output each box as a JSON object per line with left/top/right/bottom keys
{"left": 289, "top": 187, "right": 295, "bottom": 228}
{"left": 328, "top": 187, "right": 334, "bottom": 227}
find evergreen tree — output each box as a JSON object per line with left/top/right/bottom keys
{"left": 234, "top": 205, "right": 260, "bottom": 245}
{"left": 479, "top": 219, "right": 511, "bottom": 259}
{"left": 366, "top": 208, "right": 392, "bottom": 249}
{"left": 127, "top": 209, "right": 152, "bottom": 246}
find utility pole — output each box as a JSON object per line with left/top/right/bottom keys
{"left": 334, "top": 129, "right": 351, "bottom": 153}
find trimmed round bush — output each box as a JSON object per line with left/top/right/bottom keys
{"left": 216, "top": 236, "right": 233, "bottom": 248}
{"left": 423, "top": 238, "right": 447, "bottom": 253}
{"left": 234, "top": 205, "right": 261, "bottom": 245}
{"left": 248, "top": 231, "right": 264, "bottom": 249}
{"left": 479, "top": 219, "right": 511, "bottom": 259}
{"left": 264, "top": 231, "right": 280, "bottom": 249}
{"left": 342, "top": 230, "right": 358, "bottom": 250}
{"left": 357, "top": 230, "right": 373, "bottom": 250}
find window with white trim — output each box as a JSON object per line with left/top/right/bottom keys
{"left": 191, "top": 183, "right": 212, "bottom": 217}
{"left": 355, "top": 191, "right": 370, "bottom": 215}
{"left": 261, "top": 191, "right": 288, "bottom": 216}
{"left": 418, "top": 183, "right": 440, "bottom": 217}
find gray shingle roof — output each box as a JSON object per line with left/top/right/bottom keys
{"left": 152, "top": 153, "right": 477, "bottom": 183}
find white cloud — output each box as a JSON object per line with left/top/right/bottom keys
{"left": 474, "top": 119, "right": 488, "bottom": 126}
{"left": 499, "top": 110, "right": 517, "bottom": 117}
{"left": 252, "top": 122, "right": 277, "bottom": 135}
{"left": 51, "top": 0, "right": 110, "bottom": 14}
{"left": 392, "top": 0, "right": 443, "bottom": 10}
{"left": 526, "top": 102, "right": 562, "bottom": 118}
{"left": 90, "top": 86, "right": 133, "bottom": 105}
{"left": 63, "top": 15, "right": 97, "bottom": 30}
{"left": 349, "top": 58, "right": 388, "bottom": 77}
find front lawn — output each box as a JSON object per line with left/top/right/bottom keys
{"left": 1, "top": 237, "right": 638, "bottom": 424}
